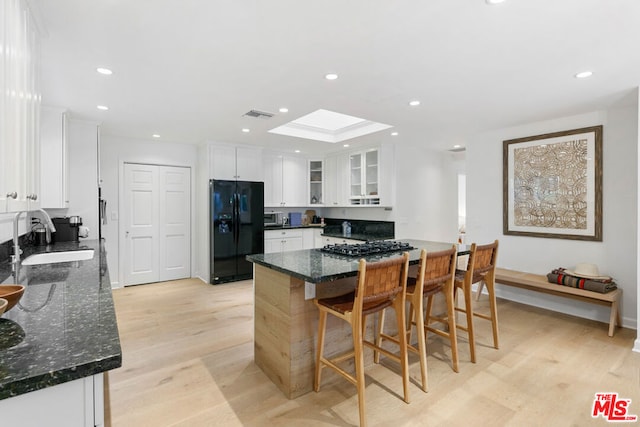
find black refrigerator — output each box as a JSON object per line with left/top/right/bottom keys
{"left": 210, "top": 179, "right": 264, "bottom": 284}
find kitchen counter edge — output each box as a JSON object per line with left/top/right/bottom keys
{"left": 0, "top": 239, "right": 122, "bottom": 400}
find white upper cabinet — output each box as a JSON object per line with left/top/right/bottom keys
{"left": 349, "top": 148, "right": 380, "bottom": 205}
{"left": 0, "top": 0, "right": 41, "bottom": 213}
{"left": 209, "top": 143, "right": 263, "bottom": 181}
{"left": 263, "top": 152, "right": 307, "bottom": 207}
{"left": 324, "top": 144, "right": 393, "bottom": 208}
{"left": 323, "top": 154, "right": 349, "bottom": 207}
{"left": 40, "top": 107, "right": 69, "bottom": 209}
{"left": 309, "top": 160, "right": 323, "bottom": 205}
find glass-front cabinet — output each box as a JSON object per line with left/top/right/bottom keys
{"left": 309, "top": 160, "right": 322, "bottom": 205}
{"left": 349, "top": 149, "right": 379, "bottom": 205}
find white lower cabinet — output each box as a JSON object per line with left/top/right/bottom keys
{"left": 265, "top": 228, "right": 316, "bottom": 253}
{"left": 264, "top": 229, "right": 304, "bottom": 253}
{"left": 0, "top": 374, "right": 104, "bottom": 427}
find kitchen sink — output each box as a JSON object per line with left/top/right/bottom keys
{"left": 21, "top": 249, "right": 95, "bottom": 266}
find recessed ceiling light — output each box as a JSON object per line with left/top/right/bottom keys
{"left": 409, "top": 100, "right": 421, "bottom": 107}
{"left": 279, "top": 107, "right": 289, "bottom": 113}
{"left": 575, "top": 71, "right": 593, "bottom": 79}
{"left": 453, "top": 144, "right": 461, "bottom": 148}
{"left": 152, "top": 134, "right": 160, "bottom": 138}
{"left": 325, "top": 73, "right": 338, "bottom": 80}
{"left": 343, "top": 144, "right": 350, "bottom": 147}
{"left": 97, "top": 105, "right": 109, "bottom": 111}
{"left": 96, "top": 67, "right": 113, "bottom": 75}
{"left": 486, "top": 0, "right": 506, "bottom": 4}
{"left": 391, "top": 132, "right": 399, "bottom": 136}
{"left": 294, "top": 150, "right": 301, "bottom": 153}
{"left": 242, "top": 128, "right": 250, "bottom": 133}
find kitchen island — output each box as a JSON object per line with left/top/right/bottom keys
{"left": 0, "top": 240, "right": 121, "bottom": 427}
{"left": 246, "top": 239, "right": 460, "bottom": 399}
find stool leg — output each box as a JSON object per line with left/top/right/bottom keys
{"left": 424, "top": 295, "right": 434, "bottom": 338}
{"left": 374, "top": 310, "right": 385, "bottom": 364}
{"left": 392, "top": 298, "right": 410, "bottom": 403}
{"left": 475, "top": 280, "right": 485, "bottom": 301}
{"left": 352, "top": 317, "right": 367, "bottom": 427}
{"left": 462, "top": 282, "right": 476, "bottom": 363}
{"left": 314, "top": 309, "right": 327, "bottom": 391}
{"left": 485, "top": 275, "right": 500, "bottom": 349}
{"left": 445, "top": 286, "right": 459, "bottom": 373}
{"left": 412, "top": 296, "right": 428, "bottom": 392}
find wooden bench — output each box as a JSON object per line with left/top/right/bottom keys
{"left": 493, "top": 268, "right": 622, "bottom": 337}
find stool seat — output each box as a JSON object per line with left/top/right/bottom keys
{"left": 317, "top": 291, "right": 395, "bottom": 316}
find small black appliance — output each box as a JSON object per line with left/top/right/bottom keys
{"left": 52, "top": 216, "right": 83, "bottom": 242}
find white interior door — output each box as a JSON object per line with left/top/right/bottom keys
{"left": 158, "top": 166, "right": 190, "bottom": 281}
{"left": 123, "top": 163, "right": 191, "bottom": 286}
{"left": 123, "top": 164, "right": 159, "bottom": 285}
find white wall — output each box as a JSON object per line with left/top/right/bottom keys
{"left": 100, "top": 136, "right": 198, "bottom": 287}
{"left": 195, "top": 143, "right": 209, "bottom": 283}
{"left": 467, "top": 102, "right": 638, "bottom": 329}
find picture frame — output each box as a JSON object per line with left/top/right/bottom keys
{"left": 503, "top": 125, "right": 603, "bottom": 241}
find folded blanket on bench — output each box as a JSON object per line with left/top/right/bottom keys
{"left": 546, "top": 272, "right": 617, "bottom": 293}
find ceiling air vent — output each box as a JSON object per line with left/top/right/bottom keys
{"left": 244, "top": 109, "right": 274, "bottom": 119}
{"left": 448, "top": 146, "right": 466, "bottom": 152}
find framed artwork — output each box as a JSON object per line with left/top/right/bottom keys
{"left": 503, "top": 125, "right": 603, "bottom": 241}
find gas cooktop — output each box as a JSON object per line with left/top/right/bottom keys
{"left": 320, "top": 240, "right": 414, "bottom": 257}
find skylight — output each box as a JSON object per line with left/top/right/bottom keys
{"left": 268, "top": 109, "right": 392, "bottom": 143}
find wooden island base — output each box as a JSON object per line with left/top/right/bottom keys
{"left": 254, "top": 264, "right": 394, "bottom": 399}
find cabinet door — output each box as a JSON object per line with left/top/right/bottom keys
{"left": 323, "top": 156, "right": 337, "bottom": 207}
{"left": 302, "top": 229, "right": 315, "bottom": 249}
{"left": 40, "top": 108, "right": 69, "bottom": 208}
{"left": 282, "top": 236, "right": 303, "bottom": 252}
{"left": 282, "top": 156, "right": 307, "bottom": 206}
{"left": 264, "top": 237, "right": 280, "bottom": 254}
{"left": 236, "top": 146, "right": 263, "bottom": 181}
{"left": 309, "top": 160, "right": 323, "bottom": 205}
{"left": 349, "top": 152, "right": 363, "bottom": 203}
{"left": 209, "top": 145, "right": 237, "bottom": 180}
{"left": 347, "top": 148, "right": 381, "bottom": 206}
{"left": 263, "top": 153, "right": 283, "bottom": 207}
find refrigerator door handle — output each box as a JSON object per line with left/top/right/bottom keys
{"left": 233, "top": 192, "right": 240, "bottom": 244}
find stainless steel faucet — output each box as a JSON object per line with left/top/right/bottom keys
{"left": 12, "top": 209, "right": 57, "bottom": 268}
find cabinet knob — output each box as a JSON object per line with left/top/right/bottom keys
{"left": 6, "top": 192, "right": 17, "bottom": 199}
{"left": 27, "top": 194, "right": 38, "bottom": 201}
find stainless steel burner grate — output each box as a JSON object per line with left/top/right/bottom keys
{"left": 320, "top": 240, "right": 414, "bottom": 257}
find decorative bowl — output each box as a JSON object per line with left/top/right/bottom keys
{"left": 0, "top": 298, "right": 7, "bottom": 315}
{"left": 0, "top": 285, "right": 25, "bottom": 313}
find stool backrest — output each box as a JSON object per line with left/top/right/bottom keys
{"left": 421, "top": 246, "right": 457, "bottom": 290}
{"left": 472, "top": 240, "right": 499, "bottom": 281}
{"left": 355, "top": 252, "right": 409, "bottom": 308}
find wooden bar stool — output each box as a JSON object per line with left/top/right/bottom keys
{"left": 420, "top": 246, "right": 460, "bottom": 373}
{"left": 314, "top": 252, "right": 410, "bottom": 427}
{"left": 457, "top": 240, "right": 500, "bottom": 350}
{"left": 376, "top": 245, "right": 458, "bottom": 391}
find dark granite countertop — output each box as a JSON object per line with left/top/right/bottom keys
{"left": 0, "top": 239, "right": 121, "bottom": 400}
{"left": 264, "top": 225, "right": 325, "bottom": 231}
{"left": 247, "top": 239, "right": 468, "bottom": 283}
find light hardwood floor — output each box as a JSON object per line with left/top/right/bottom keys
{"left": 107, "top": 278, "right": 640, "bottom": 427}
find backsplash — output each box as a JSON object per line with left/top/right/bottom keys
{"left": 323, "top": 218, "right": 394, "bottom": 240}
